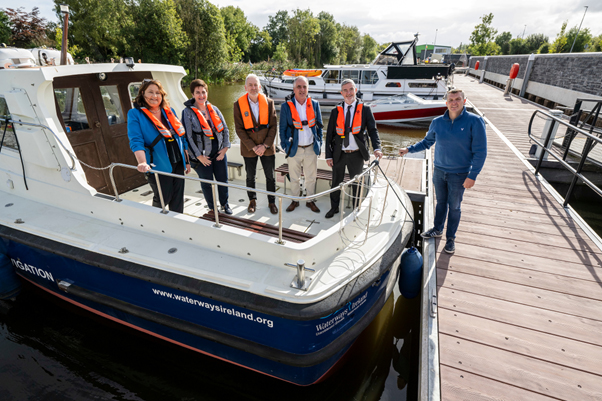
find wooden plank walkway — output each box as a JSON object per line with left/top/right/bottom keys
{"left": 435, "top": 74, "right": 602, "bottom": 400}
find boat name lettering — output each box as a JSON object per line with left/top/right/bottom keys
{"left": 151, "top": 288, "right": 273, "bottom": 328}
{"left": 11, "top": 259, "right": 55, "bottom": 282}
{"left": 315, "top": 291, "right": 368, "bottom": 336}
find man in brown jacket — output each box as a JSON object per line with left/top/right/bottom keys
{"left": 233, "top": 74, "right": 279, "bottom": 214}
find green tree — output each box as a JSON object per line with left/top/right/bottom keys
{"left": 588, "top": 34, "right": 602, "bottom": 52}
{"left": 468, "top": 13, "right": 499, "bottom": 56}
{"left": 565, "top": 26, "right": 592, "bottom": 53}
{"left": 175, "top": 0, "right": 227, "bottom": 79}
{"left": 265, "top": 10, "right": 288, "bottom": 49}
{"left": 495, "top": 31, "right": 512, "bottom": 55}
{"left": 508, "top": 38, "right": 528, "bottom": 54}
{"left": 524, "top": 33, "right": 548, "bottom": 54}
{"left": 248, "top": 29, "right": 272, "bottom": 62}
{"left": 220, "top": 5, "right": 256, "bottom": 62}
{"left": 338, "top": 24, "right": 362, "bottom": 64}
{"left": 316, "top": 11, "right": 338, "bottom": 66}
{"left": 127, "top": 0, "right": 188, "bottom": 65}
{"left": 550, "top": 21, "right": 568, "bottom": 53}
{"left": 54, "top": 0, "right": 132, "bottom": 61}
{"left": 4, "top": 7, "right": 49, "bottom": 48}
{"left": 272, "top": 41, "right": 288, "bottom": 62}
{"left": 538, "top": 42, "right": 550, "bottom": 54}
{"left": 0, "top": 10, "right": 11, "bottom": 44}
{"left": 287, "top": 9, "right": 320, "bottom": 65}
{"left": 360, "top": 34, "right": 378, "bottom": 64}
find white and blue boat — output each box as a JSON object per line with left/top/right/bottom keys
{"left": 0, "top": 59, "right": 413, "bottom": 385}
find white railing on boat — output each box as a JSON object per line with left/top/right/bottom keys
{"left": 108, "top": 160, "right": 389, "bottom": 247}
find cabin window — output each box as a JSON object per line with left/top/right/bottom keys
{"left": 361, "top": 71, "right": 379, "bottom": 85}
{"left": 324, "top": 70, "right": 339, "bottom": 84}
{"left": 0, "top": 97, "right": 18, "bottom": 151}
{"left": 308, "top": 80, "right": 316, "bottom": 85}
{"left": 129, "top": 82, "right": 141, "bottom": 105}
{"left": 341, "top": 70, "right": 360, "bottom": 84}
{"left": 408, "top": 82, "right": 437, "bottom": 88}
{"left": 385, "top": 82, "right": 402, "bottom": 88}
{"left": 100, "top": 85, "right": 125, "bottom": 125}
{"left": 54, "top": 88, "right": 90, "bottom": 132}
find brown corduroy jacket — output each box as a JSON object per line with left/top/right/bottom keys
{"left": 233, "top": 95, "right": 278, "bottom": 158}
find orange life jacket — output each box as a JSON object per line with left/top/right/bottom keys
{"left": 237, "top": 93, "right": 269, "bottom": 130}
{"left": 190, "top": 102, "right": 224, "bottom": 138}
{"left": 140, "top": 107, "right": 185, "bottom": 138}
{"left": 286, "top": 97, "right": 316, "bottom": 130}
{"left": 336, "top": 103, "right": 363, "bottom": 138}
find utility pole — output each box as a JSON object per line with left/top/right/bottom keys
{"left": 434, "top": 29, "right": 438, "bottom": 46}
{"left": 60, "top": 4, "right": 69, "bottom": 65}
{"left": 522, "top": 25, "right": 526, "bottom": 39}
{"left": 570, "top": 6, "right": 588, "bottom": 53}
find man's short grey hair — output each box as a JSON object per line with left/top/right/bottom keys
{"left": 447, "top": 88, "right": 465, "bottom": 99}
{"left": 294, "top": 75, "right": 309, "bottom": 86}
{"left": 245, "top": 73, "right": 261, "bottom": 85}
{"left": 341, "top": 79, "right": 356, "bottom": 89}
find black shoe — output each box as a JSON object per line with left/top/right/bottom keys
{"left": 222, "top": 204, "right": 233, "bottom": 215}
{"left": 325, "top": 208, "right": 339, "bottom": 218}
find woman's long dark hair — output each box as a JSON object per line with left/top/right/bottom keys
{"left": 134, "top": 79, "right": 169, "bottom": 109}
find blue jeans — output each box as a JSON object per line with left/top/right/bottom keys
{"left": 432, "top": 168, "right": 468, "bottom": 240}
{"left": 191, "top": 155, "right": 229, "bottom": 209}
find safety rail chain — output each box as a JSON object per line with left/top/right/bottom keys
{"left": 528, "top": 109, "right": 602, "bottom": 207}
{"left": 0, "top": 117, "right": 396, "bottom": 246}
{"left": 108, "top": 161, "right": 389, "bottom": 246}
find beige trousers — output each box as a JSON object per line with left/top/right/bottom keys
{"left": 289, "top": 145, "right": 318, "bottom": 201}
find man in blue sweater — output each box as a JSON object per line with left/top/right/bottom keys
{"left": 399, "top": 89, "right": 487, "bottom": 254}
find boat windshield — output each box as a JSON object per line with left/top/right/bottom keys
{"left": 372, "top": 41, "right": 416, "bottom": 66}
{"left": 371, "top": 94, "right": 421, "bottom": 105}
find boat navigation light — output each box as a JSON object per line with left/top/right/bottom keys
{"left": 124, "top": 57, "right": 135, "bottom": 68}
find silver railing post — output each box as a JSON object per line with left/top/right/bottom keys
{"left": 339, "top": 182, "right": 346, "bottom": 225}
{"left": 154, "top": 172, "right": 168, "bottom": 214}
{"left": 109, "top": 165, "right": 121, "bottom": 202}
{"left": 277, "top": 196, "right": 284, "bottom": 244}
{"left": 212, "top": 183, "right": 221, "bottom": 228}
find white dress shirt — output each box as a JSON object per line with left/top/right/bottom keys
{"left": 249, "top": 97, "right": 259, "bottom": 123}
{"left": 294, "top": 97, "right": 314, "bottom": 146}
{"left": 342, "top": 100, "right": 359, "bottom": 151}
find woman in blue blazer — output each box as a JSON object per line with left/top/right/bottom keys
{"left": 127, "top": 79, "right": 190, "bottom": 213}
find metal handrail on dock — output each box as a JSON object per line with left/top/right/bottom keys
{"left": 528, "top": 109, "right": 602, "bottom": 207}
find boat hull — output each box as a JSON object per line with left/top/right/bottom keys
{"left": 372, "top": 105, "right": 448, "bottom": 123}
{"left": 0, "top": 225, "right": 405, "bottom": 385}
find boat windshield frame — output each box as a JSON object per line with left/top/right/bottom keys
{"left": 372, "top": 39, "right": 418, "bottom": 66}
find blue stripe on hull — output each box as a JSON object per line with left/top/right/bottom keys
{"left": 4, "top": 239, "right": 395, "bottom": 385}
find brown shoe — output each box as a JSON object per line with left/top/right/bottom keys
{"left": 248, "top": 199, "right": 256, "bottom": 213}
{"left": 286, "top": 201, "right": 299, "bottom": 212}
{"left": 269, "top": 203, "right": 278, "bottom": 214}
{"left": 306, "top": 202, "right": 320, "bottom": 213}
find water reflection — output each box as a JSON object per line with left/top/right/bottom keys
{"left": 183, "top": 83, "right": 429, "bottom": 156}
{"left": 0, "top": 281, "right": 420, "bottom": 401}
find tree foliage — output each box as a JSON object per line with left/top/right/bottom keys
{"left": 220, "top": 5, "right": 256, "bottom": 62}
{"left": 495, "top": 31, "right": 512, "bottom": 55}
{"left": 176, "top": 0, "right": 227, "bottom": 79}
{"left": 565, "top": 26, "right": 591, "bottom": 53}
{"left": 266, "top": 10, "right": 288, "bottom": 50}
{"left": 287, "top": 9, "right": 320, "bottom": 65}
{"left": 468, "top": 13, "right": 499, "bottom": 56}
{"left": 550, "top": 21, "right": 568, "bottom": 53}
{"left": 4, "top": 7, "right": 49, "bottom": 48}
{"left": 0, "top": 10, "right": 11, "bottom": 44}
{"left": 361, "top": 34, "right": 378, "bottom": 64}
{"left": 316, "top": 12, "right": 338, "bottom": 66}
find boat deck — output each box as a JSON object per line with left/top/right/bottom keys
{"left": 432, "top": 74, "right": 602, "bottom": 400}
{"left": 117, "top": 156, "right": 424, "bottom": 239}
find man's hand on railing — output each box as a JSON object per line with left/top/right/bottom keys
{"left": 137, "top": 162, "right": 151, "bottom": 173}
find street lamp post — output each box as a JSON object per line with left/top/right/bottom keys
{"left": 570, "top": 6, "right": 588, "bottom": 53}
{"left": 60, "top": 4, "right": 69, "bottom": 65}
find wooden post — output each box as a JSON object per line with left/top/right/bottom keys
{"left": 60, "top": 7, "right": 69, "bottom": 65}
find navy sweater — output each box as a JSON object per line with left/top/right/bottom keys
{"left": 408, "top": 107, "right": 487, "bottom": 180}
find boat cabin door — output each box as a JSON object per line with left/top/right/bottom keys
{"left": 53, "top": 72, "right": 152, "bottom": 194}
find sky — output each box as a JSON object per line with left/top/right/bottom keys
{"left": 2, "top": 0, "right": 601, "bottom": 48}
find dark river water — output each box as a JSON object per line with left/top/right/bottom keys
{"left": 0, "top": 83, "right": 428, "bottom": 401}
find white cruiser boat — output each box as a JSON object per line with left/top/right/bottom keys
{"left": 368, "top": 93, "right": 448, "bottom": 126}
{"left": 0, "top": 60, "right": 414, "bottom": 385}
{"left": 260, "top": 38, "right": 452, "bottom": 102}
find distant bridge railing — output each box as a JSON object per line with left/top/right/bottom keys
{"left": 528, "top": 109, "right": 602, "bottom": 207}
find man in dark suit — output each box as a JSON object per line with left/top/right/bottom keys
{"left": 325, "top": 79, "right": 383, "bottom": 218}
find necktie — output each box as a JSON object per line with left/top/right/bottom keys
{"left": 344, "top": 105, "right": 351, "bottom": 148}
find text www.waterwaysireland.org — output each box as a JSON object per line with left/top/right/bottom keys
{"left": 151, "top": 288, "right": 274, "bottom": 328}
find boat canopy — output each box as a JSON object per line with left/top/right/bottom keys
{"left": 372, "top": 38, "right": 417, "bottom": 66}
